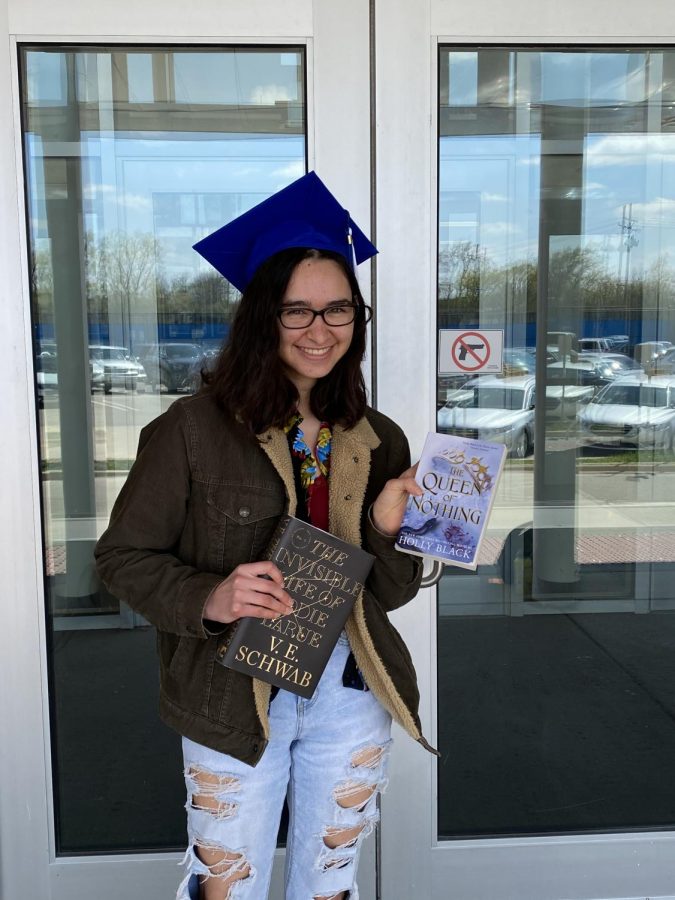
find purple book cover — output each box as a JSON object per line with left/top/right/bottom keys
{"left": 395, "top": 432, "right": 506, "bottom": 570}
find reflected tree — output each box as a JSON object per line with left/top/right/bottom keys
{"left": 86, "top": 231, "right": 160, "bottom": 346}
{"left": 438, "top": 241, "right": 484, "bottom": 325}
{"left": 437, "top": 241, "right": 675, "bottom": 335}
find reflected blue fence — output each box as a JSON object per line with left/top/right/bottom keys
{"left": 35, "top": 320, "right": 231, "bottom": 350}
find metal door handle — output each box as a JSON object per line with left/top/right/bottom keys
{"left": 421, "top": 559, "right": 445, "bottom": 588}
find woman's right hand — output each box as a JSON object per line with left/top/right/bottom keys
{"left": 203, "top": 561, "right": 293, "bottom": 624}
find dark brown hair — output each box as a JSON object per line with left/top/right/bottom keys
{"left": 204, "top": 247, "right": 371, "bottom": 433}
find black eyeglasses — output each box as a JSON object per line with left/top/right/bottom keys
{"left": 277, "top": 302, "right": 372, "bottom": 329}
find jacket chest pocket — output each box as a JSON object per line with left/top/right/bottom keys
{"left": 207, "top": 483, "right": 285, "bottom": 572}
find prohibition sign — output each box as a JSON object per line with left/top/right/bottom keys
{"left": 451, "top": 331, "right": 491, "bottom": 372}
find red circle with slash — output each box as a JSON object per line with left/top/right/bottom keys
{"left": 451, "top": 331, "right": 491, "bottom": 372}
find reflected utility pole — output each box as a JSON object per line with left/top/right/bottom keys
{"left": 618, "top": 203, "right": 639, "bottom": 321}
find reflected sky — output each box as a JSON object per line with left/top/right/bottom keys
{"left": 24, "top": 47, "right": 306, "bottom": 282}
{"left": 440, "top": 131, "right": 675, "bottom": 272}
{"left": 27, "top": 132, "right": 305, "bottom": 278}
{"left": 25, "top": 48, "right": 303, "bottom": 107}
{"left": 440, "top": 48, "right": 675, "bottom": 273}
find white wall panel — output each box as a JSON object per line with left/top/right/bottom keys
{"left": 8, "top": 0, "right": 312, "bottom": 38}
{"left": 374, "top": 0, "right": 434, "bottom": 451}
{"left": 431, "top": 0, "right": 675, "bottom": 39}
{"left": 374, "top": 2, "right": 436, "bottom": 898}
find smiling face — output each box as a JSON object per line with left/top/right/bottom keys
{"left": 277, "top": 257, "right": 355, "bottom": 396}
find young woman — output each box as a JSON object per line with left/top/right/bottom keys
{"left": 95, "top": 173, "right": 433, "bottom": 900}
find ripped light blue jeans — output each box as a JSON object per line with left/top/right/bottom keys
{"left": 177, "top": 633, "right": 393, "bottom": 900}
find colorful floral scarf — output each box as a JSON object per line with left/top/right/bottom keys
{"left": 284, "top": 412, "right": 332, "bottom": 531}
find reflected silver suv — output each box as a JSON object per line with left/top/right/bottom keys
{"left": 437, "top": 376, "right": 536, "bottom": 458}
{"left": 89, "top": 345, "right": 147, "bottom": 393}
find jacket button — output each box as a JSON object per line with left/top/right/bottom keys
{"left": 252, "top": 742, "right": 259, "bottom": 753}
{"left": 345, "top": 494, "right": 352, "bottom": 501}
{"left": 353, "top": 456, "right": 359, "bottom": 463}
{"left": 239, "top": 507, "right": 251, "bottom": 518}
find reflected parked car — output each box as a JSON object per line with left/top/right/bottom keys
{"left": 546, "top": 356, "right": 630, "bottom": 391}
{"left": 36, "top": 352, "right": 107, "bottom": 404}
{"left": 577, "top": 374, "right": 675, "bottom": 451}
{"left": 544, "top": 381, "right": 594, "bottom": 413}
{"left": 188, "top": 348, "right": 219, "bottom": 392}
{"left": 437, "top": 375, "right": 535, "bottom": 458}
{"left": 578, "top": 336, "right": 632, "bottom": 354}
{"left": 503, "top": 347, "right": 537, "bottom": 374}
{"left": 35, "top": 352, "right": 59, "bottom": 407}
{"left": 651, "top": 346, "right": 675, "bottom": 375}
{"left": 139, "top": 342, "right": 203, "bottom": 393}
{"left": 37, "top": 339, "right": 58, "bottom": 359}
{"left": 511, "top": 346, "right": 559, "bottom": 365}
{"left": 578, "top": 337, "right": 612, "bottom": 352}
{"left": 577, "top": 352, "right": 642, "bottom": 377}
{"left": 633, "top": 341, "right": 673, "bottom": 365}
{"left": 605, "top": 334, "right": 631, "bottom": 353}
{"left": 89, "top": 345, "right": 147, "bottom": 393}
{"left": 436, "top": 347, "right": 538, "bottom": 409}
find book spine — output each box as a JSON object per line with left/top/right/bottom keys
{"left": 263, "top": 515, "right": 290, "bottom": 563}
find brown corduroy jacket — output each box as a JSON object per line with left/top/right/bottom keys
{"left": 95, "top": 391, "right": 435, "bottom": 765}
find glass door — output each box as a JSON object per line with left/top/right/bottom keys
{"left": 5, "top": 3, "right": 374, "bottom": 897}
{"left": 375, "top": 4, "right": 675, "bottom": 898}
{"left": 23, "top": 42, "right": 307, "bottom": 855}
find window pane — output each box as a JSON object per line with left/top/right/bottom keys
{"left": 22, "top": 43, "right": 306, "bottom": 854}
{"left": 437, "top": 46, "right": 675, "bottom": 839}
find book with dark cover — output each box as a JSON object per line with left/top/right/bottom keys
{"left": 395, "top": 432, "right": 506, "bottom": 570}
{"left": 218, "top": 515, "right": 375, "bottom": 698}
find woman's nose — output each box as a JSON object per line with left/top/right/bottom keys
{"left": 306, "top": 312, "right": 332, "bottom": 338}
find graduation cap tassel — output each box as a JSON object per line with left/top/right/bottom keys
{"left": 346, "top": 219, "right": 357, "bottom": 271}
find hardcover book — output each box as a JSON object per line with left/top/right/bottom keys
{"left": 395, "top": 432, "right": 507, "bottom": 570}
{"left": 218, "top": 515, "right": 375, "bottom": 698}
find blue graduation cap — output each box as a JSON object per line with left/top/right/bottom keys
{"left": 193, "top": 171, "right": 377, "bottom": 292}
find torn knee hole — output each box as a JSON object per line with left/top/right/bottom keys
{"left": 188, "top": 766, "right": 240, "bottom": 792}
{"left": 195, "top": 842, "right": 251, "bottom": 881}
{"left": 334, "top": 781, "right": 377, "bottom": 811}
{"left": 323, "top": 823, "right": 364, "bottom": 850}
{"left": 351, "top": 744, "right": 386, "bottom": 769}
{"left": 188, "top": 766, "right": 240, "bottom": 818}
{"left": 321, "top": 856, "right": 351, "bottom": 871}
{"left": 314, "top": 894, "right": 348, "bottom": 900}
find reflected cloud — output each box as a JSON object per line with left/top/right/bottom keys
{"left": 621, "top": 197, "right": 675, "bottom": 227}
{"left": 582, "top": 181, "right": 615, "bottom": 200}
{"left": 587, "top": 133, "right": 675, "bottom": 167}
{"left": 84, "top": 182, "right": 152, "bottom": 210}
{"left": 272, "top": 160, "right": 305, "bottom": 182}
{"left": 250, "top": 83, "right": 292, "bottom": 104}
{"left": 480, "top": 221, "right": 520, "bottom": 238}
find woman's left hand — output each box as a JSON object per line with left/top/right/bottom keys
{"left": 370, "top": 463, "right": 423, "bottom": 536}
